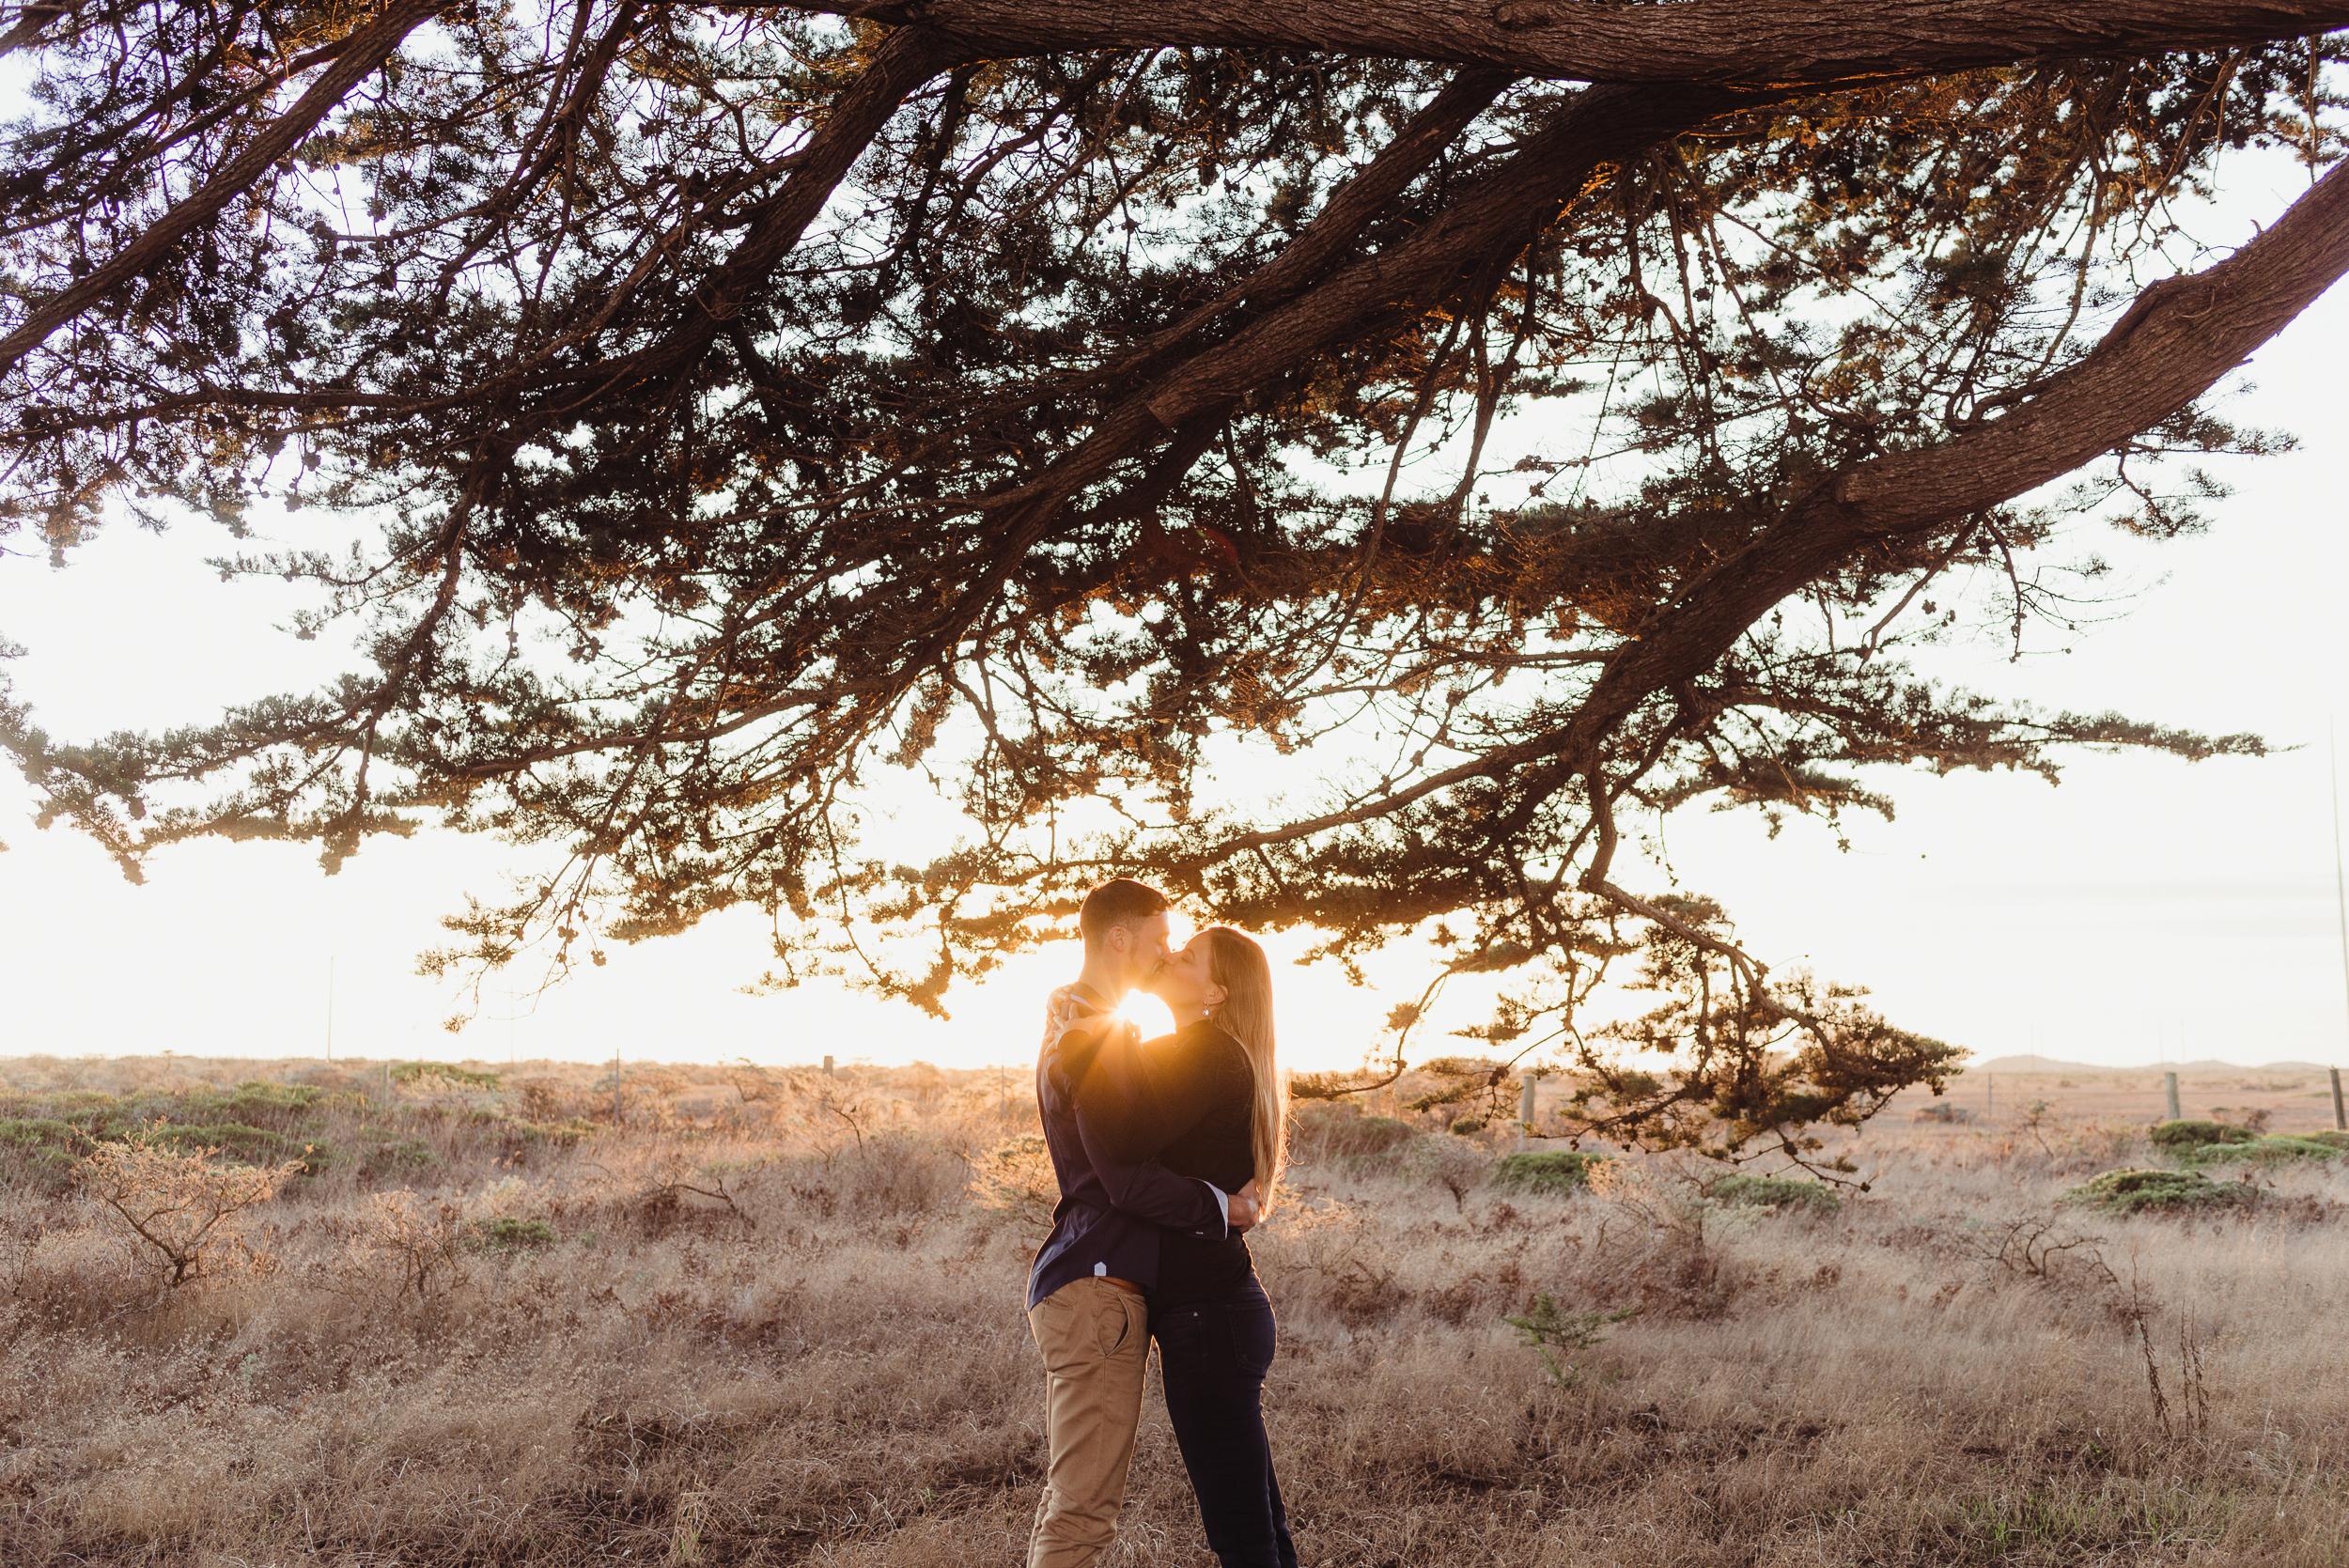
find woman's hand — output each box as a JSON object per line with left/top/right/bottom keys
{"left": 1227, "top": 1179, "right": 1263, "bottom": 1233}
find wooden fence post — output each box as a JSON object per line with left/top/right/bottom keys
{"left": 2331, "top": 1066, "right": 2345, "bottom": 1132}
{"left": 2165, "top": 1071, "right": 2181, "bottom": 1122}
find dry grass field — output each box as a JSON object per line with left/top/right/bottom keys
{"left": 2, "top": 1051, "right": 2345, "bottom": 1566}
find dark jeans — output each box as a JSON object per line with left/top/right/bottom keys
{"left": 1152, "top": 1272, "right": 1298, "bottom": 1568}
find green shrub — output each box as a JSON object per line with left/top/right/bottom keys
{"left": 2180, "top": 1134, "right": 2343, "bottom": 1168}
{"left": 0, "top": 1090, "right": 121, "bottom": 1119}
{"left": 1491, "top": 1149, "right": 1610, "bottom": 1195}
{"left": 0, "top": 1119, "right": 96, "bottom": 1194}
{"left": 362, "top": 1137, "right": 440, "bottom": 1176}
{"left": 2146, "top": 1119, "right": 2256, "bottom": 1150}
{"left": 1502, "top": 1294, "right": 1639, "bottom": 1389}
{"left": 2301, "top": 1130, "right": 2349, "bottom": 1151}
{"left": 0, "top": 1117, "right": 101, "bottom": 1156}
{"left": 183, "top": 1081, "right": 325, "bottom": 1127}
{"left": 474, "top": 1217, "right": 558, "bottom": 1250}
{"left": 0, "top": 1083, "right": 348, "bottom": 1188}
{"left": 391, "top": 1063, "right": 502, "bottom": 1091}
{"left": 145, "top": 1123, "right": 332, "bottom": 1176}
{"left": 487, "top": 1116, "right": 599, "bottom": 1154}
{"left": 1711, "top": 1172, "right": 1843, "bottom": 1215}
{"left": 1448, "top": 1116, "right": 1487, "bottom": 1136}
{"left": 2061, "top": 1168, "right": 2257, "bottom": 1215}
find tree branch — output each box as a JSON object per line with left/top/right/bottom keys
{"left": 0, "top": 0, "right": 447, "bottom": 381}
{"left": 790, "top": 0, "right": 2349, "bottom": 86}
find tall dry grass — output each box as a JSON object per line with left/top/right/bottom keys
{"left": 1, "top": 1053, "right": 2345, "bottom": 1565}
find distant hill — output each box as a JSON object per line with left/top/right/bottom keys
{"left": 1966, "top": 1055, "right": 2335, "bottom": 1076}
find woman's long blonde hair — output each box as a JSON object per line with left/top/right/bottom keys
{"left": 1200, "top": 925, "right": 1286, "bottom": 1214}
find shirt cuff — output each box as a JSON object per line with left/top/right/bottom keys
{"left": 1202, "top": 1180, "right": 1229, "bottom": 1238}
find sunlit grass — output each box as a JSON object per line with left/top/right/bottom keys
{"left": 0, "top": 1054, "right": 2344, "bottom": 1565}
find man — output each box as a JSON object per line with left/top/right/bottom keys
{"left": 1026, "top": 877, "right": 1260, "bottom": 1568}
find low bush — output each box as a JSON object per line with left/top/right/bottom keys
{"left": 175, "top": 1080, "right": 329, "bottom": 1131}
{"left": 2300, "top": 1129, "right": 2349, "bottom": 1151}
{"left": 350, "top": 1190, "right": 470, "bottom": 1296}
{"left": 1401, "top": 1133, "right": 1492, "bottom": 1211}
{"left": 361, "top": 1137, "right": 439, "bottom": 1177}
{"left": 2180, "top": 1134, "right": 2343, "bottom": 1168}
{"left": 82, "top": 1133, "right": 304, "bottom": 1286}
{"left": 2146, "top": 1119, "right": 2256, "bottom": 1151}
{"left": 2061, "top": 1168, "right": 2258, "bottom": 1216}
{"left": 147, "top": 1121, "right": 332, "bottom": 1175}
{"left": 0, "top": 1118, "right": 94, "bottom": 1193}
{"left": 840, "top": 1127, "right": 969, "bottom": 1217}
{"left": 970, "top": 1133, "right": 1057, "bottom": 1227}
{"left": 0, "top": 1116, "right": 99, "bottom": 1155}
{"left": 392, "top": 1063, "right": 502, "bottom": 1091}
{"left": 474, "top": 1216, "right": 558, "bottom": 1251}
{"left": 1711, "top": 1172, "right": 1843, "bottom": 1215}
{"left": 1491, "top": 1149, "right": 1609, "bottom": 1195}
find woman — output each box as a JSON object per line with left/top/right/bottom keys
{"left": 1089, "top": 924, "right": 1296, "bottom": 1568}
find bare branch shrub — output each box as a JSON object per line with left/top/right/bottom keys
{"left": 1268, "top": 1198, "right": 1413, "bottom": 1328}
{"left": 1958, "top": 1212, "right": 2118, "bottom": 1292}
{"left": 2051, "top": 1119, "right": 2147, "bottom": 1175}
{"left": 514, "top": 1078, "right": 585, "bottom": 1123}
{"left": 1402, "top": 1133, "right": 1493, "bottom": 1212}
{"left": 726, "top": 1059, "right": 784, "bottom": 1107}
{"left": 785, "top": 1072, "right": 884, "bottom": 1156}
{"left": 838, "top": 1129, "right": 970, "bottom": 1219}
{"left": 80, "top": 1129, "right": 300, "bottom": 1288}
{"left": 638, "top": 1147, "right": 756, "bottom": 1235}
{"left": 968, "top": 1134, "right": 1058, "bottom": 1231}
{"left": 1584, "top": 1159, "right": 1743, "bottom": 1319}
{"left": 349, "top": 1190, "right": 470, "bottom": 1298}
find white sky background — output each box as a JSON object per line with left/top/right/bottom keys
{"left": 3, "top": 141, "right": 2348, "bottom": 1076}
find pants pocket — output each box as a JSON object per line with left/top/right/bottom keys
{"left": 1096, "top": 1292, "right": 1135, "bottom": 1358}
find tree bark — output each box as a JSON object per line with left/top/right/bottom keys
{"left": 559, "top": 26, "right": 975, "bottom": 410}
{"left": 790, "top": 0, "right": 2349, "bottom": 85}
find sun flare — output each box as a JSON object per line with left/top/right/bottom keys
{"left": 1114, "top": 991, "right": 1176, "bottom": 1040}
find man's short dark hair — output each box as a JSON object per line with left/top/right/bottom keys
{"left": 1080, "top": 877, "right": 1172, "bottom": 951}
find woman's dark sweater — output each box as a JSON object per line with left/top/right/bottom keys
{"left": 1083, "top": 1018, "right": 1257, "bottom": 1309}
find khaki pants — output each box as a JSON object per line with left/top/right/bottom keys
{"left": 1026, "top": 1277, "right": 1151, "bottom": 1568}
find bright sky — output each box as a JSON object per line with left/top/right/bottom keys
{"left": 4, "top": 154, "right": 2347, "bottom": 1077}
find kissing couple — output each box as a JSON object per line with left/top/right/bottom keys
{"left": 1023, "top": 877, "right": 1297, "bottom": 1568}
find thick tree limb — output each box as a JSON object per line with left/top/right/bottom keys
{"left": 1565, "top": 150, "right": 2349, "bottom": 761}
{"left": 1111, "top": 65, "right": 1517, "bottom": 373}
{"left": 976, "top": 81, "right": 1750, "bottom": 529}
{"left": 1174, "top": 153, "right": 2349, "bottom": 873}
{"left": 1139, "top": 82, "right": 1753, "bottom": 431}
{"left": 0, "top": 0, "right": 446, "bottom": 381}
{"left": 792, "top": 0, "right": 2349, "bottom": 86}
{"left": 865, "top": 80, "right": 1751, "bottom": 701}
{"left": 548, "top": 25, "right": 975, "bottom": 410}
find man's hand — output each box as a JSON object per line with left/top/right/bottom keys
{"left": 1227, "top": 1179, "right": 1262, "bottom": 1233}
